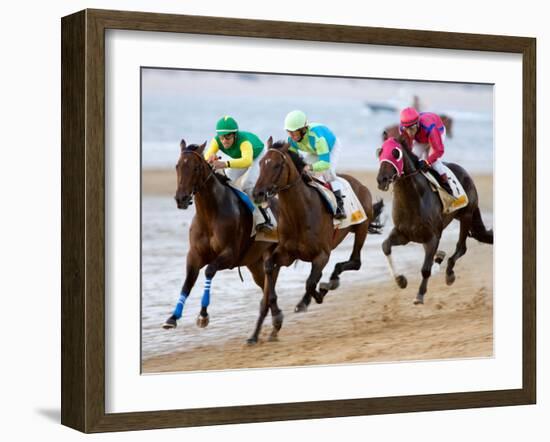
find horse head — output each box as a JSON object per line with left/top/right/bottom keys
{"left": 174, "top": 139, "right": 209, "bottom": 209}
{"left": 376, "top": 135, "right": 418, "bottom": 191}
{"left": 253, "top": 136, "right": 301, "bottom": 204}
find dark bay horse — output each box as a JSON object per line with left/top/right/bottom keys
{"left": 376, "top": 135, "right": 493, "bottom": 304}
{"left": 162, "top": 140, "right": 282, "bottom": 344}
{"left": 382, "top": 115, "right": 454, "bottom": 141}
{"left": 251, "top": 138, "right": 383, "bottom": 339}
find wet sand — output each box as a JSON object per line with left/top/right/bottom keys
{"left": 142, "top": 168, "right": 493, "bottom": 373}
{"left": 142, "top": 168, "right": 493, "bottom": 212}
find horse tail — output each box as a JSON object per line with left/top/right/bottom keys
{"left": 368, "top": 199, "right": 384, "bottom": 234}
{"left": 469, "top": 207, "right": 493, "bottom": 244}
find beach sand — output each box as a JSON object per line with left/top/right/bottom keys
{"left": 142, "top": 168, "right": 493, "bottom": 212}
{"left": 142, "top": 168, "right": 493, "bottom": 373}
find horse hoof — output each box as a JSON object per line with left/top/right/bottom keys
{"left": 446, "top": 272, "right": 456, "bottom": 286}
{"left": 246, "top": 337, "right": 258, "bottom": 345}
{"left": 313, "top": 289, "right": 328, "bottom": 304}
{"left": 413, "top": 295, "right": 424, "bottom": 305}
{"left": 295, "top": 302, "right": 308, "bottom": 313}
{"left": 268, "top": 334, "right": 279, "bottom": 342}
{"left": 196, "top": 314, "right": 209, "bottom": 328}
{"left": 319, "top": 279, "right": 340, "bottom": 291}
{"left": 272, "top": 311, "right": 284, "bottom": 331}
{"left": 396, "top": 275, "right": 408, "bottom": 289}
{"left": 162, "top": 317, "right": 177, "bottom": 329}
{"left": 435, "top": 250, "right": 446, "bottom": 265}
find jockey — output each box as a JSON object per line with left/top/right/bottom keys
{"left": 204, "top": 116, "right": 274, "bottom": 232}
{"left": 284, "top": 110, "right": 346, "bottom": 220}
{"left": 399, "top": 107, "right": 454, "bottom": 195}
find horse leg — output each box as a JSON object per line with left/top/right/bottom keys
{"left": 446, "top": 213, "right": 471, "bottom": 286}
{"left": 382, "top": 228, "right": 410, "bottom": 289}
{"left": 267, "top": 265, "right": 284, "bottom": 342}
{"left": 196, "top": 251, "right": 234, "bottom": 328}
{"left": 248, "top": 251, "right": 282, "bottom": 344}
{"left": 320, "top": 224, "right": 368, "bottom": 295}
{"left": 294, "top": 252, "right": 329, "bottom": 312}
{"left": 163, "top": 252, "right": 202, "bottom": 329}
{"left": 414, "top": 236, "right": 440, "bottom": 305}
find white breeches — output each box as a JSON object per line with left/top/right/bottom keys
{"left": 412, "top": 128, "right": 447, "bottom": 175}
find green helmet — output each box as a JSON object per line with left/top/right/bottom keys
{"left": 216, "top": 116, "right": 239, "bottom": 135}
{"left": 284, "top": 110, "right": 308, "bottom": 131}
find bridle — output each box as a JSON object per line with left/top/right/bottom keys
{"left": 380, "top": 146, "right": 422, "bottom": 186}
{"left": 178, "top": 149, "right": 216, "bottom": 196}
{"left": 262, "top": 148, "right": 304, "bottom": 197}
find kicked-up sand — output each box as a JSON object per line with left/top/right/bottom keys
{"left": 141, "top": 168, "right": 493, "bottom": 373}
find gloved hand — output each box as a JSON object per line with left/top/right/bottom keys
{"left": 417, "top": 159, "right": 430, "bottom": 172}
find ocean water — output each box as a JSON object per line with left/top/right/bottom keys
{"left": 141, "top": 71, "right": 494, "bottom": 173}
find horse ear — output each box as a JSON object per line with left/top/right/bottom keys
{"left": 382, "top": 131, "right": 389, "bottom": 141}
{"left": 180, "top": 139, "right": 186, "bottom": 152}
{"left": 267, "top": 136, "right": 273, "bottom": 149}
{"left": 282, "top": 142, "right": 290, "bottom": 153}
{"left": 197, "top": 141, "right": 207, "bottom": 155}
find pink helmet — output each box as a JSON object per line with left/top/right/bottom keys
{"left": 400, "top": 107, "right": 420, "bottom": 127}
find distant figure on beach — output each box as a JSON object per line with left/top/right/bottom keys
{"left": 284, "top": 110, "right": 346, "bottom": 219}
{"left": 398, "top": 107, "right": 453, "bottom": 195}
{"left": 204, "top": 115, "right": 274, "bottom": 232}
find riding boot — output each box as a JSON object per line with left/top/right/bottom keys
{"left": 255, "top": 206, "right": 274, "bottom": 233}
{"left": 438, "top": 173, "right": 454, "bottom": 196}
{"left": 333, "top": 190, "right": 347, "bottom": 220}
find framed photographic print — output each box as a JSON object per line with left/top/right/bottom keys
{"left": 61, "top": 9, "right": 536, "bottom": 433}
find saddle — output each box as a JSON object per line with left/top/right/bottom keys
{"left": 306, "top": 177, "right": 367, "bottom": 228}
{"left": 422, "top": 166, "right": 468, "bottom": 214}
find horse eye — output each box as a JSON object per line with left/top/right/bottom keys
{"left": 392, "top": 148, "right": 401, "bottom": 160}
{"left": 375, "top": 147, "right": 382, "bottom": 158}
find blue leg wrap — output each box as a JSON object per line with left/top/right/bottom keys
{"left": 201, "top": 277, "right": 212, "bottom": 308}
{"left": 172, "top": 292, "right": 188, "bottom": 319}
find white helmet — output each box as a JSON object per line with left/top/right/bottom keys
{"left": 284, "top": 110, "right": 308, "bottom": 131}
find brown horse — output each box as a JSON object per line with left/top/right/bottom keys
{"left": 251, "top": 138, "right": 383, "bottom": 340}
{"left": 376, "top": 135, "right": 492, "bottom": 304}
{"left": 163, "top": 140, "right": 282, "bottom": 344}
{"left": 382, "top": 114, "right": 454, "bottom": 141}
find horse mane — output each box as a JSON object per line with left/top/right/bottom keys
{"left": 185, "top": 144, "right": 202, "bottom": 152}
{"left": 394, "top": 135, "right": 432, "bottom": 175}
{"left": 270, "top": 140, "right": 307, "bottom": 173}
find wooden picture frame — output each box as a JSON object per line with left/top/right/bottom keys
{"left": 61, "top": 8, "right": 536, "bottom": 433}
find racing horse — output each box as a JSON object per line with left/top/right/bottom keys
{"left": 376, "top": 135, "right": 493, "bottom": 304}
{"left": 162, "top": 140, "right": 282, "bottom": 344}
{"left": 251, "top": 137, "right": 383, "bottom": 341}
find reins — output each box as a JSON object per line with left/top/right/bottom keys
{"left": 180, "top": 149, "right": 216, "bottom": 195}
{"left": 265, "top": 148, "right": 305, "bottom": 195}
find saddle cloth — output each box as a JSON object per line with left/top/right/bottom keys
{"left": 226, "top": 182, "right": 278, "bottom": 243}
{"left": 422, "top": 165, "right": 468, "bottom": 214}
{"left": 307, "top": 177, "right": 368, "bottom": 229}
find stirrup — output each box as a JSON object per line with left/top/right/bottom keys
{"left": 441, "top": 182, "right": 454, "bottom": 197}
{"left": 334, "top": 208, "right": 347, "bottom": 220}
{"left": 255, "top": 223, "right": 274, "bottom": 233}
{"left": 255, "top": 221, "right": 274, "bottom": 233}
